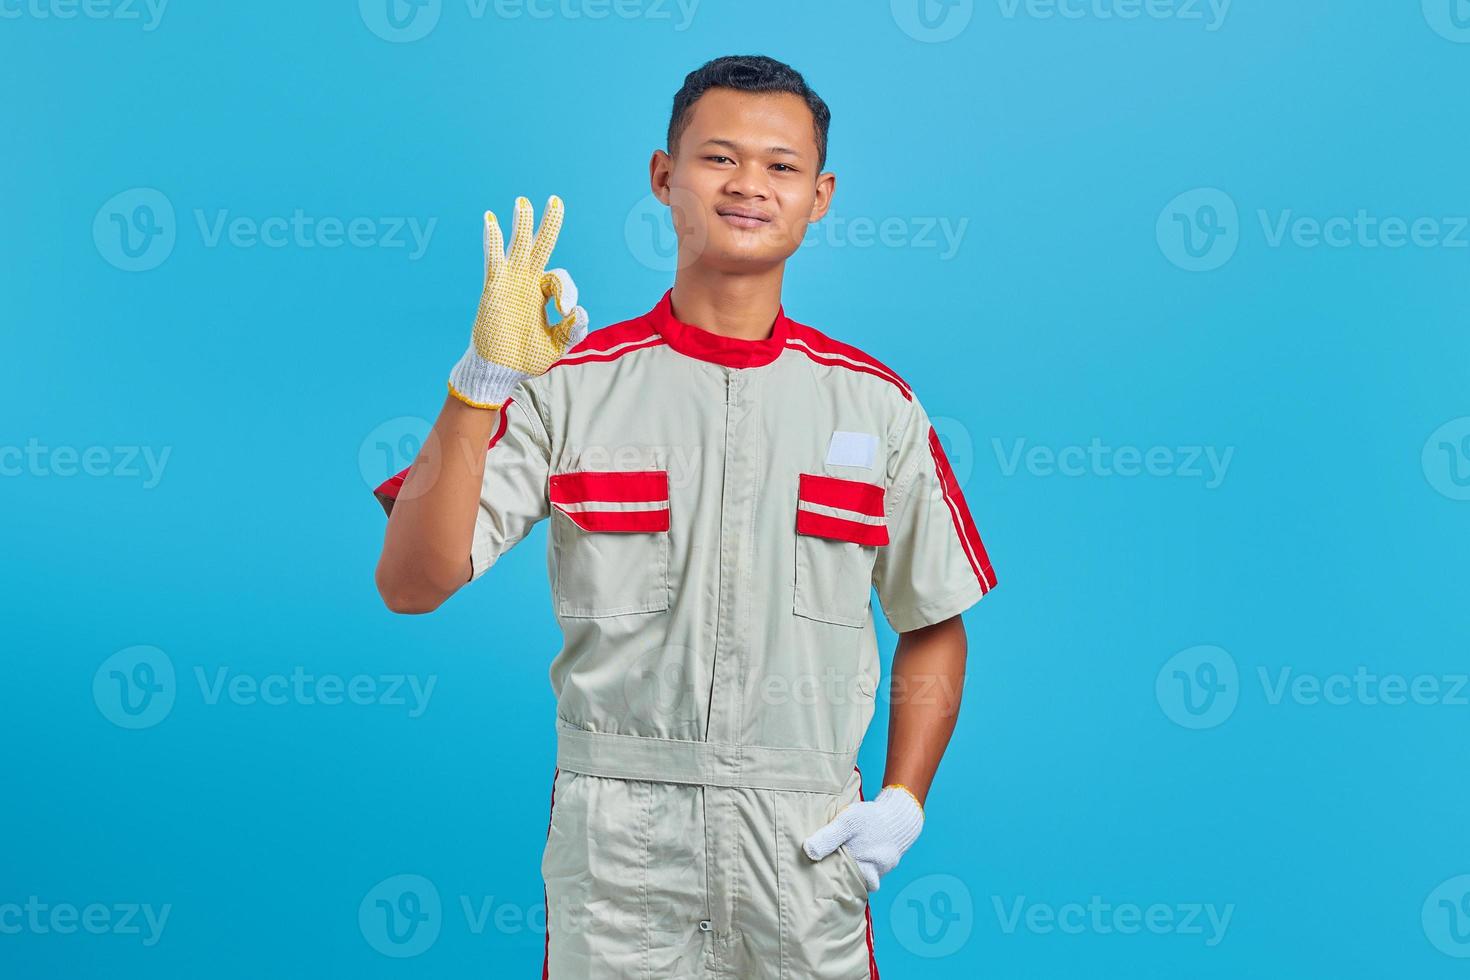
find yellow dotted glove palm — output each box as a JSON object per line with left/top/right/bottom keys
{"left": 448, "top": 195, "right": 589, "bottom": 409}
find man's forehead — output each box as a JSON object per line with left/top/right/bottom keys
{"left": 683, "top": 90, "right": 817, "bottom": 155}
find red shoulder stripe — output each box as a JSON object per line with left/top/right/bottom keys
{"left": 548, "top": 321, "right": 664, "bottom": 370}
{"left": 928, "top": 425, "right": 997, "bottom": 592}
{"left": 784, "top": 323, "right": 912, "bottom": 400}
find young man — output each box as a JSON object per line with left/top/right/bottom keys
{"left": 373, "top": 55, "right": 997, "bottom": 979}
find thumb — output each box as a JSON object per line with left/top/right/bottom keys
{"left": 803, "top": 810, "right": 855, "bottom": 862}
{"left": 549, "top": 305, "right": 589, "bottom": 353}
{"left": 540, "top": 268, "right": 578, "bottom": 317}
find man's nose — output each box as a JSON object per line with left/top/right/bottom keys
{"left": 723, "top": 163, "right": 770, "bottom": 200}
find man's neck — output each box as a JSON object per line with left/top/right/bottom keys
{"left": 669, "top": 267, "right": 785, "bottom": 341}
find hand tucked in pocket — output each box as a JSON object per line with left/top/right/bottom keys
{"left": 802, "top": 785, "right": 924, "bottom": 892}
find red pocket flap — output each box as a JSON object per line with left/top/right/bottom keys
{"left": 549, "top": 470, "right": 670, "bottom": 533}
{"left": 796, "top": 473, "right": 888, "bottom": 546}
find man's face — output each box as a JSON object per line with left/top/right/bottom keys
{"left": 651, "top": 88, "right": 835, "bottom": 273}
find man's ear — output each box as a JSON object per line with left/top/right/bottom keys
{"left": 649, "top": 149, "right": 673, "bottom": 205}
{"left": 809, "top": 171, "right": 837, "bottom": 223}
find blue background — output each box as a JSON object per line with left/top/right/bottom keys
{"left": 4, "top": 0, "right": 1470, "bottom": 976}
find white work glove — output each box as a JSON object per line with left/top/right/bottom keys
{"left": 803, "top": 785, "right": 924, "bottom": 892}
{"left": 447, "top": 195, "right": 589, "bottom": 410}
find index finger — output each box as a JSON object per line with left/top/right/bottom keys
{"left": 529, "top": 194, "right": 564, "bottom": 271}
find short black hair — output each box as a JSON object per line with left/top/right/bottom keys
{"left": 667, "top": 55, "right": 831, "bottom": 172}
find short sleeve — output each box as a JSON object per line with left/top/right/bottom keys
{"left": 871, "top": 395, "right": 998, "bottom": 632}
{"left": 372, "top": 392, "right": 552, "bottom": 582}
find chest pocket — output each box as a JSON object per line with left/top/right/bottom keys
{"left": 550, "top": 460, "right": 671, "bottom": 619}
{"left": 793, "top": 473, "right": 888, "bottom": 628}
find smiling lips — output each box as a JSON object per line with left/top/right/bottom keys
{"left": 717, "top": 206, "right": 772, "bottom": 229}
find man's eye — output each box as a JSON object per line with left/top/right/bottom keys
{"left": 771, "top": 164, "right": 796, "bottom": 173}
{"left": 706, "top": 155, "right": 732, "bottom": 164}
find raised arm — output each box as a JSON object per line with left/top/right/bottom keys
{"left": 373, "top": 195, "right": 587, "bottom": 613}
{"left": 375, "top": 395, "right": 503, "bottom": 613}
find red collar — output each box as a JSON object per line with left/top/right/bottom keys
{"left": 645, "top": 288, "right": 792, "bottom": 368}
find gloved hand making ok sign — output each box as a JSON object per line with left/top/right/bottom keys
{"left": 448, "top": 195, "right": 589, "bottom": 409}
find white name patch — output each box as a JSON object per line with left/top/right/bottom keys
{"left": 825, "top": 430, "right": 879, "bottom": 469}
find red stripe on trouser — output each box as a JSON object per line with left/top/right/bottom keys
{"left": 548, "top": 470, "right": 668, "bottom": 504}
{"left": 853, "top": 766, "right": 880, "bottom": 979}
{"left": 542, "top": 767, "right": 558, "bottom": 980}
{"left": 797, "top": 473, "right": 886, "bottom": 516}
{"left": 795, "top": 508, "right": 889, "bottom": 546}
{"left": 927, "top": 425, "right": 995, "bottom": 590}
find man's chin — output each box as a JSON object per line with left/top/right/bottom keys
{"left": 696, "top": 246, "right": 791, "bottom": 273}
{"left": 699, "top": 230, "right": 795, "bottom": 269}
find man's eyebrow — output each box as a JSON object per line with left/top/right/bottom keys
{"left": 701, "top": 138, "right": 802, "bottom": 157}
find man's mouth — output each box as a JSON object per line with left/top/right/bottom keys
{"left": 716, "top": 206, "right": 772, "bottom": 229}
